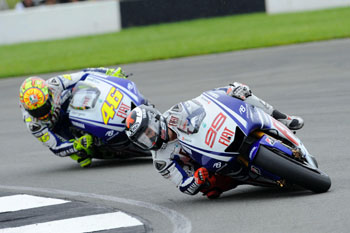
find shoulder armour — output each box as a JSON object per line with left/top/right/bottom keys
{"left": 165, "top": 100, "right": 206, "bottom": 134}
{"left": 29, "top": 122, "right": 42, "bottom": 132}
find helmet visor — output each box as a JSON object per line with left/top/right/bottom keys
{"left": 27, "top": 97, "right": 52, "bottom": 118}
{"left": 134, "top": 116, "right": 160, "bottom": 150}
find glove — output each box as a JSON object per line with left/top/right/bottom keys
{"left": 227, "top": 82, "right": 251, "bottom": 100}
{"left": 73, "top": 134, "right": 93, "bottom": 156}
{"left": 71, "top": 134, "right": 93, "bottom": 167}
{"left": 106, "top": 67, "right": 128, "bottom": 79}
{"left": 70, "top": 154, "right": 92, "bottom": 168}
{"left": 194, "top": 167, "right": 209, "bottom": 185}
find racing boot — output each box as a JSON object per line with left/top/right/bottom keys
{"left": 272, "top": 109, "right": 304, "bottom": 130}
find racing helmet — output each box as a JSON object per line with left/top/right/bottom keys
{"left": 125, "top": 105, "right": 168, "bottom": 150}
{"left": 19, "top": 77, "right": 53, "bottom": 119}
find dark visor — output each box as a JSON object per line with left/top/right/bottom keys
{"left": 27, "top": 99, "right": 52, "bottom": 118}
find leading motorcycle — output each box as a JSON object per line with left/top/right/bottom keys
{"left": 68, "top": 73, "right": 151, "bottom": 160}
{"left": 178, "top": 90, "right": 331, "bottom": 193}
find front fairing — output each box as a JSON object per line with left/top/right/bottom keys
{"left": 68, "top": 74, "right": 146, "bottom": 143}
{"left": 177, "top": 90, "right": 313, "bottom": 175}
{"left": 177, "top": 90, "right": 262, "bottom": 173}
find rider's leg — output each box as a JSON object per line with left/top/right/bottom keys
{"left": 245, "top": 94, "right": 304, "bottom": 130}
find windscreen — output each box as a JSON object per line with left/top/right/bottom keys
{"left": 70, "top": 82, "right": 101, "bottom": 110}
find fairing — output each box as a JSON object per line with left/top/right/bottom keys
{"left": 68, "top": 74, "right": 146, "bottom": 143}
{"left": 177, "top": 90, "right": 314, "bottom": 176}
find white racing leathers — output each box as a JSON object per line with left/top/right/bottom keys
{"left": 20, "top": 68, "right": 112, "bottom": 157}
{"left": 152, "top": 99, "right": 204, "bottom": 195}
{"left": 152, "top": 84, "right": 277, "bottom": 195}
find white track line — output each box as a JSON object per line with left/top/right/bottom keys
{"left": 0, "top": 194, "right": 69, "bottom": 213}
{"left": 0, "top": 185, "right": 192, "bottom": 233}
{"left": 0, "top": 212, "right": 142, "bottom": 233}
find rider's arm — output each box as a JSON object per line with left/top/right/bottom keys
{"left": 216, "top": 82, "right": 252, "bottom": 100}
{"left": 83, "top": 67, "right": 127, "bottom": 79}
{"left": 215, "top": 82, "right": 274, "bottom": 115}
{"left": 46, "top": 67, "right": 127, "bottom": 96}
{"left": 22, "top": 113, "right": 77, "bottom": 157}
{"left": 152, "top": 144, "right": 203, "bottom": 195}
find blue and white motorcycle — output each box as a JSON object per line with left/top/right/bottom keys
{"left": 68, "top": 74, "right": 151, "bottom": 160}
{"left": 179, "top": 90, "right": 331, "bottom": 193}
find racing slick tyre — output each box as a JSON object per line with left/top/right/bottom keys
{"left": 253, "top": 146, "right": 331, "bottom": 193}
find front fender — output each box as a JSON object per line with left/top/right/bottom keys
{"left": 248, "top": 134, "right": 294, "bottom": 162}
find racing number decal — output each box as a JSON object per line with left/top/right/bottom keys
{"left": 205, "top": 113, "right": 226, "bottom": 148}
{"left": 38, "top": 132, "right": 50, "bottom": 142}
{"left": 101, "top": 87, "right": 123, "bottom": 125}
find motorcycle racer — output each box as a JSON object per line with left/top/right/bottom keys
{"left": 19, "top": 67, "right": 127, "bottom": 168}
{"left": 125, "top": 82, "right": 304, "bottom": 198}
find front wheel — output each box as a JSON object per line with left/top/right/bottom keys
{"left": 253, "top": 146, "right": 331, "bottom": 193}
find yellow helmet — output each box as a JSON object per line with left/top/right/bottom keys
{"left": 19, "top": 77, "right": 52, "bottom": 119}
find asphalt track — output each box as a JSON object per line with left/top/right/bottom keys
{"left": 1, "top": 39, "right": 350, "bottom": 233}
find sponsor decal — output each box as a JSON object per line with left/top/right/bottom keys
{"left": 218, "top": 127, "right": 235, "bottom": 147}
{"left": 105, "top": 130, "right": 114, "bottom": 137}
{"left": 127, "top": 82, "right": 134, "bottom": 90}
{"left": 116, "top": 102, "right": 130, "bottom": 119}
{"left": 169, "top": 116, "right": 179, "bottom": 126}
{"left": 239, "top": 105, "right": 246, "bottom": 115}
{"left": 186, "top": 182, "right": 200, "bottom": 195}
{"left": 213, "top": 162, "right": 222, "bottom": 169}
{"left": 57, "top": 147, "right": 76, "bottom": 157}
{"left": 265, "top": 137, "right": 275, "bottom": 145}
{"left": 205, "top": 113, "right": 226, "bottom": 148}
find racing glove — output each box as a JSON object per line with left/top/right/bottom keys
{"left": 194, "top": 167, "right": 209, "bottom": 185}
{"left": 106, "top": 67, "right": 128, "bottom": 79}
{"left": 227, "top": 82, "right": 252, "bottom": 100}
{"left": 70, "top": 154, "right": 92, "bottom": 168}
{"left": 71, "top": 134, "right": 94, "bottom": 168}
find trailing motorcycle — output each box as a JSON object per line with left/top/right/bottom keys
{"left": 178, "top": 90, "right": 331, "bottom": 193}
{"left": 68, "top": 73, "right": 151, "bottom": 160}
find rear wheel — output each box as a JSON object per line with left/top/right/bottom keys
{"left": 253, "top": 146, "right": 331, "bottom": 193}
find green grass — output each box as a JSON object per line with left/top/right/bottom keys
{"left": 1, "top": 7, "right": 350, "bottom": 78}
{"left": 5, "top": 0, "right": 18, "bottom": 9}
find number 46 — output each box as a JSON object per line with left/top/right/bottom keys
{"left": 101, "top": 87, "right": 123, "bottom": 125}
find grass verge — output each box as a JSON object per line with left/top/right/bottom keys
{"left": 0, "top": 6, "right": 349, "bottom": 78}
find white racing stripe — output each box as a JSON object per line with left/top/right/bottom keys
{"left": 0, "top": 194, "right": 69, "bottom": 213}
{"left": 0, "top": 212, "right": 143, "bottom": 233}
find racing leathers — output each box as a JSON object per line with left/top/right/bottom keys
{"left": 20, "top": 67, "right": 127, "bottom": 167}
{"left": 152, "top": 82, "right": 304, "bottom": 198}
